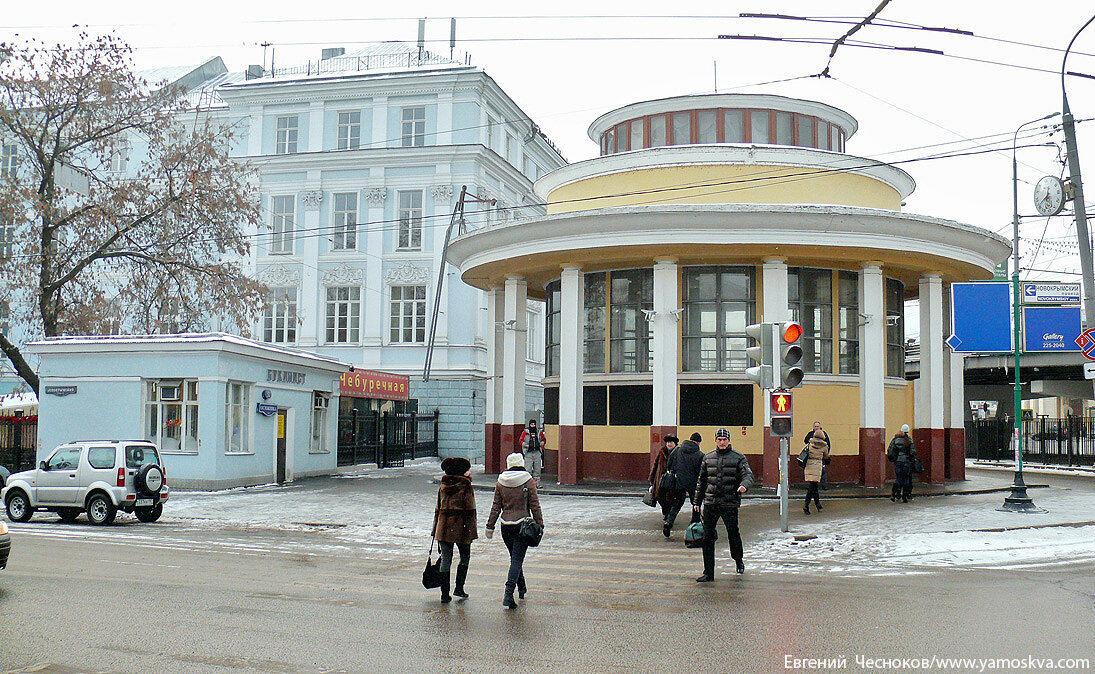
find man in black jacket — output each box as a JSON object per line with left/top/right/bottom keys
{"left": 662, "top": 432, "right": 705, "bottom": 537}
{"left": 693, "top": 428, "right": 754, "bottom": 581}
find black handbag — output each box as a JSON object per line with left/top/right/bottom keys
{"left": 796, "top": 447, "right": 809, "bottom": 469}
{"left": 659, "top": 469, "right": 679, "bottom": 493}
{"left": 642, "top": 483, "right": 658, "bottom": 507}
{"left": 912, "top": 457, "right": 925, "bottom": 474}
{"left": 422, "top": 539, "right": 442, "bottom": 588}
{"left": 518, "top": 488, "right": 544, "bottom": 547}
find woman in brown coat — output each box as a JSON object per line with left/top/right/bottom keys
{"left": 803, "top": 435, "right": 830, "bottom": 515}
{"left": 485, "top": 452, "right": 544, "bottom": 609}
{"left": 433, "top": 456, "right": 477, "bottom": 603}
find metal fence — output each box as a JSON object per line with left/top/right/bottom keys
{"left": 967, "top": 417, "right": 1095, "bottom": 467}
{"left": 337, "top": 409, "right": 439, "bottom": 469}
{"left": 0, "top": 417, "right": 38, "bottom": 475}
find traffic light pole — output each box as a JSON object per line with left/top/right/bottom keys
{"left": 779, "top": 435, "right": 789, "bottom": 532}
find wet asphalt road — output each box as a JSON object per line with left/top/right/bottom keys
{"left": 1, "top": 468, "right": 1093, "bottom": 673}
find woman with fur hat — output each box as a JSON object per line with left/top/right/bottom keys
{"left": 802, "top": 435, "right": 830, "bottom": 515}
{"left": 432, "top": 456, "right": 477, "bottom": 603}
{"left": 485, "top": 452, "right": 544, "bottom": 609}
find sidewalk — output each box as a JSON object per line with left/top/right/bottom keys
{"left": 455, "top": 469, "right": 1049, "bottom": 499}
{"left": 968, "top": 459, "right": 1095, "bottom": 477}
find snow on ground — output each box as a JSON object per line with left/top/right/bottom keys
{"left": 161, "top": 459, "right": 1095, "bottom": 576}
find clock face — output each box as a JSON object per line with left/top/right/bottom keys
{"left": 1034, "top": 176, "right": 1065, "bottom": 216}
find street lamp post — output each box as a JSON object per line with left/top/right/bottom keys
{"left": 1000, "top": 114, "right": 1057, "bottom": 513}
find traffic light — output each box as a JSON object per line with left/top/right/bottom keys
{"left": 770, "top": 390, "right": 793, "bottom": 437}
{"left": 777, "top": 321, "right": 804, "bottom": 389}
{"left": 745, "top": 322, "right": 774, "bottom": 389}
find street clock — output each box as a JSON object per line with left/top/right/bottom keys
{"left": 1033, "top": 175, "right": 1066, "bottom": 216}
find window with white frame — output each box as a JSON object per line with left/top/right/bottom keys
{"left": 310, "top": 391, "right": 330, "bottom": 453}
{"left": 270, "top": 195, "right": 295, "bottom": 254}
{"left": 145, "top": 380, "right": 199, "bottom": 453}
{"left": 262, "top": 287, "right": 298, "bottom": 344}
{"left": 401, "top": 106, "right": 426, "bottom": 147}
{"left": 276, "top": 115, "right": 299, "bottom": 154}
{"left": 390, "top": 285, "right": 426, "bottom": 343}
{"left": 0, "top": 300, "right": 9, "bottom": 335}
{"left": 337, "top": 111, "right": 361, "bottom": 150}
{"left": 325, "top": 286, "right": 361, "bottom": 343}
{"left": 506, "top": 134, "right": 516, "bottom": 163}
{"left": 486, "top": 116, "right": 497, "bottom": 151}
{"left": 0, "top": 221, "right": 12, "bottom": 260}
{"left": 108, "top": 141, "right": 128, "bottom": 173}
{"left": 332, "top": 192, "right": 358, "bottom": 250}
{"left": 397, "top": 190, "right": 423, "bottom": 250}
{"left": 1, "top": 144, "right": 19, "bottom": 177}
{"left": 226, "top": 382, "right": 250, "bottom": 453}
{"left": 527, "top": 309, "right": 539, "bottom": 362}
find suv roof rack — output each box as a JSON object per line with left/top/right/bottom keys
{"left": 69, "top": 440, "right": 121, "bottom": 443}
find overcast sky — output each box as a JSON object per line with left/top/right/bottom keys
{"left": 4, "top": 1, "right": 1095, "bottom": 337}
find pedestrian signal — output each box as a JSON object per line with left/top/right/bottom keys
{"left": 770, "top": 390, "right": 793, "bottom": 437}
{"left": 778, "top": 321, "right": 804, "bottom": 389}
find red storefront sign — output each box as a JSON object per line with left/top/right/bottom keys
{"left": 339, "top": 370, "right": 410, "bottom": 401}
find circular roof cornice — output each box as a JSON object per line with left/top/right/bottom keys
{"left": 588, "top": 93, "right": 859, "bottom": 142}
{"left": 534, "top": 144, "right": 917, "bottom": 201}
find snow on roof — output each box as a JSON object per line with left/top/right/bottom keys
{"left": 29, "top": 332, "right": 350, "bottom": 371}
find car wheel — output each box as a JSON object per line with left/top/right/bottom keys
{"left": 134, "top": 503, "right": 163, "bottom": 523}
{"left": 86, "top": 493, "right": 117, "bottom": 526}
{"left": 57, "top": 508, "right": 81, "bottom": 523}
{"left": 5, "top": 490, "right": 33, "bottom": 523}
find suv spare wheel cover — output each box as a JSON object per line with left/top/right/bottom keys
{"left": 137, "top": 464, "right": 163, "bottom": 493}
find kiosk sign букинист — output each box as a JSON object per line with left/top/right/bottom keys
{"left": 946, "top": 282, "right": 1013, "bottom": 353}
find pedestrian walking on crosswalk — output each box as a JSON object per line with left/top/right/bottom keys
{"left": 486, "top": 453, "right": 545, "bottom": 609}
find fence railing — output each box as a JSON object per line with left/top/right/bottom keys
{"left": 966, "top": 417, "right": 1095, "bottom": 467}
{"left": 0, "top": 417, "right": 38, "bottom": 475}
{"left": 271, "top": 50, "right": 466, "bottom": 79}
{"left": 336, "top": 409, "right": 439, "bottom": 468}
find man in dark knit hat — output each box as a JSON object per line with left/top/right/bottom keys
{"left": 692, "top": 427, "right": 754, "bottom": 582}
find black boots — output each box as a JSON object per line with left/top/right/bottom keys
{"left": 803, "top": 502, "right": 811, "bottom": 515}
{"left": 502, "top": 588, "right": 518, "bottom": 609}
{"left": 453, "top": 564, "right": 469, "bottom": 599}
{"left": 440, "top": 570, "right": 452, "bottom": 604}
{"left": 736, "top": 559, "right": 745, "bottom": 574}
{"left": 663, "top": 521, "right": 672, "bottom": 538}
{"left": 696, "top": 574, "right": 714, "bottom": 582}
{"left": 891, "top": 483, "right": 900, "bottom": 502}
{"left": 902, "top": 485, "right": 912, "bottom": 503}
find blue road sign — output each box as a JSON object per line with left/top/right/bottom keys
{"left": 946, "top": 282, "right": 1013, "bottom": 353}
{"left": 1022, "top": 305, "right": 1082, "bottom": 352}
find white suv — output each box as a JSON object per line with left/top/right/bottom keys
{"left": 2, "top": 440, "right": 170, "bottom": 525}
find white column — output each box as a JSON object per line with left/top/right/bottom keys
{"left": 762, "top": 258, "right": 789, "bottom": 427}
{"left": 652, "top": 259, "right": 679, "bottom": 427}
{"left": 501, "top": 277, "right": 528, "bottom": 426}
{"left": 307, "top": 101, "right": 324, "bottom": 153}
{"left": 486, "top": 286, "right": 505, "bottom": 424}
{"left": 942, "top": 284, "right": 966, "bottom": 429}
{"left": 859, "top": 264, "right": 886, "bottom": 429}
{"left": 371, "top": 97, "right": 388, "bottom": 150}
{"left": 559, "top": 266, "right": 584, "bottom": 426}
{"left": 247, "top": 104, "right": 263, "bottom": 156}
{"left": 916, "top": 274, "right": 945, "bottom": 429}
{"left": 362, "top": 187, "right": 387, "bottom": 366}
{"left": 298, "top": 180, "right": 322, "bottom": 348}
{"left": 436, "top": 93, "right": 453, "bottom": 146}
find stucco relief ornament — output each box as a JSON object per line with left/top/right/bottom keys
{"left": 321, "top": 264, "right": 364, "bottom": 286}
{"left": 432, "top": 184, "right": 454, "bottom": 202}
{"left": 365, "top": 187, "right": 388, "bottom": 206}
{"left": 259, "top": 265, "right": 302, "bottom": 287}
{"left": 386, "top": 262, "right": 431, "bottom": 286}
{"left": 300, "top": 190, "right": 324, "bottom": 211}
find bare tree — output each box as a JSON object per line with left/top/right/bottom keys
{"left": 0, "top": 34, "right": 267, "bottom": 394}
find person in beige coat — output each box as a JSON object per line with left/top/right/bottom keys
{"left": 486, "top": 452, "right": 545, "bottom": 609}
{"left": 803, "top": 435, "right": 830, "bottom": 514}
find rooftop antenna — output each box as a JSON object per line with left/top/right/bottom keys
{"left": 450, "top": 17, "right": 456, "bottom": 60}
{"left": 714, "top": 60, "right": 718, "bottom": 93}
{"left": 418, "top": 18, "right": 426, "bottom": 64}
{"left": 261, "top": 41, "right": 271, "bottom": 74}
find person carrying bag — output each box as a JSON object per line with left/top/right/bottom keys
{"left": 486, "top": 453, "right": 545, "bottom": 609}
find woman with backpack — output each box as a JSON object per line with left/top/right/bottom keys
{"left": 486, "top": 453, "right": 545, "bottom": 609}
{"left": 519, "top": 419, "right": 547, "bottom": 485}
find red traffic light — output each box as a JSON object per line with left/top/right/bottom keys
{"left": 781, "top": 321, "right": 802, "bottom": 343}
{"left": 770, "top": 391, "right": 792, "bottom": 417}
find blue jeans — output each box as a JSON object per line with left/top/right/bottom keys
{"left": 895, "top": 461, "right": 912, "bottom": 488}
{"left": 500, "top": 523, "right": 528, "bottom": 594}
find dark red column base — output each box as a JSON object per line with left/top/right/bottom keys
{"left": 557, "top": 425, "right": 584, "bottom": 485}
{"left": 762, "top": 427, "right": 779, "bottom": 488}
{"left": 914, "top": 427, "right": 946, "bottom": 484}
{"left": 946, "top": 428, "right": 966, "bottom": 481}
{"left": 499, "top": 424, "right": 523, "bottom": 466}
{"left": 484, "top": 423, "right": 501, "bottom": 474}
{"left": 860, "top": 427, "right": 885, "bottom": 488}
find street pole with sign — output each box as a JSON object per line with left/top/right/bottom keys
{"left": 771, "top": 390, "right": 793, "bottom": 532}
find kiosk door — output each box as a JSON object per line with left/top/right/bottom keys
{"left": 276, "top": 409, "right": 287, "bottom": 483}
